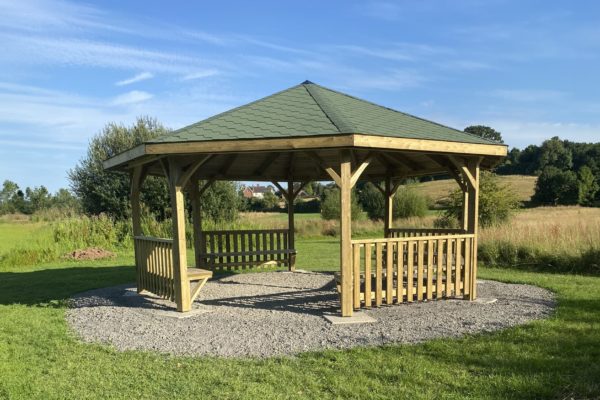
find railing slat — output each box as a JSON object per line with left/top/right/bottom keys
{"left": 407, "top": 240, "right": 414, "bottom": 302}
{"left": 353, "top": 244, "right": 361, "bottom": 309}
{"left": 436, "top": 239, "right": 444, "bottom": 298}
{"left": 375, "top": 243, "right": 383, "bottom": 307}
{"left": 426, "top": 239, "right": 434, "bottom": 300}
{"left": 364, "top": 243, "right": 372, "bottom": 308}
{"left": 417, "top": 241, "right": 424, "bottom": 301}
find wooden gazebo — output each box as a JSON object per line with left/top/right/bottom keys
{"left": 103, "top": 81, "right": 507, "bottom": 317}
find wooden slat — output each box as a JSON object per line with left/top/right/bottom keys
{"left": 407, "top": 240, "right": 414, "bottom": 302}
{"left": 446, "top": 238, "right": 453, "bottom": 297}
{"left": 375, "top": 243, "right": 383, "bottom": 307}
{"left": 464, "top": 236, "right": 471, "bottom": 297}
{"left": 364, "top": 243, "right": 372, "bottom": 308}
{"left": 437, "top": 239, "right": 444, "bottom": 298}
{"left": 353, "top": 244, "right": 361, "bottom": 309}
{"left": 397, "top": 242, "right": 404, "bottom": 303}
{"left": 417, "top": 240, "right": 424, "bottom": 301}
{"left": 455, "top": 238, "right": 462, "bottom": 297}
{"left": 386, "top": 242, "right": 393, "bottom": 304}
{"left": 426, "top": 239, "right": 434, "bottom": 300}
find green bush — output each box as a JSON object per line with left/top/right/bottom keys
{"left": 436, "top": 171, "right": 519, "bottom": 228}
{"left": 532, "top": 166, "right": 579, "bottom": 205}
{"left": 320, "top": 188, "right": 363, "bottom": 220}
{"left": 357, "top": 182, "right": 428, "bottom": 220}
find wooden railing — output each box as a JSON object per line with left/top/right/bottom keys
{"left": 387, "top": 228, "right": 465, "bottom": 238}
{"left": 134, "top": 236, "right": 175, "bottom": 301}
{"left": 198, "top": 229, "right": 295, "bottom": 270}
{"left": 348, "top": 234, "right": 475, "bottom": 309}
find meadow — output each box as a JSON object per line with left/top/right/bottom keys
{"left": 1, "top": 176, "right": 599, "bottom": 398}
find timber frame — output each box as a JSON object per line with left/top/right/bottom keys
{"left": 104, "top": 82, "right": 506, "bottom": 316}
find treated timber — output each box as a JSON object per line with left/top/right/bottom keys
{"left": 339, "top": 151, "right": 353, "bottom": 316}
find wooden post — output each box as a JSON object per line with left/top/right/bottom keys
{"left": 130, "top": 166, "right": 144, "bottom": 293}
{"left": 466, "top": 160, "right": 480, "bottom": 300}
{"left": 190, "top": 177, "right": 202, "bottom": 269}
{"left": 167, "top": 159, "right": 191, "bottom": 312}
{"left": 287, "top": 180, "right": 296, "bottom": 271}
{"left": 339, "top": 151, "right": 353, "bottom": 317}
{"left": 384, "top": 175, "right": 393, "bottom": 238}
{"left": 461, "top": 188, "right": 469, "bottom": 232}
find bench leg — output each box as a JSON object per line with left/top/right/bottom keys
{"left": 189, "top": 278, "right": 209, "bottom": 303}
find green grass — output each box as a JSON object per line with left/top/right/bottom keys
{"left": 0, "top": 220, "right": 52, "bottom": 253}
{"left": 1, "top": 238, "right": 599, "bottom": 399}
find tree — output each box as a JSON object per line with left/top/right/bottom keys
{"left": 437, "top": 172, "right": 518, "bottom": 228}
{"left": 532, "top": 167, "right": 579, "bottom": 206}
{"left": 578, "top": 166, "right": 599, "bottom": 206}
{"left": 537, "top": 137, "right": 573, "bottom": 172}
{"left": 0, "top": 180, "right": 19, "bottom": 214}
{"left": 464, "top": 125, "right": 503, "bottom": 143}
{"left": 320, "top": 187, "right": 362, "bottom": 220}
{"left": 69, "top": 116, "right": 239, "bottom": 222}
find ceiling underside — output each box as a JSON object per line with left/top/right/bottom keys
{"left": 129, "top": 148, "right": 502, "bottom": 182}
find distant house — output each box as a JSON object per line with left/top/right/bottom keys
{"left": 241, "top": 184, "right": 275, "bottom": 199}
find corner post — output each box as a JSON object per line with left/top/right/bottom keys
{"left": 190, "top": 176, "right": 203, "bottom": 269}
{"left": 466, "top": 160, "right": 480, "bottom": 300}
{"left": 340, "top": 151, "right": 353, "bottom": 317}
{"left": 168, "top": 160, "right": 191, "bottom": 312}
{"left": 130, "top": 166, "right": 144, "bottom": 293}
{"left": 384, "top": 175, "right": 393, "bottom": 238}
{"left": 287, "top": 180, "right": 296, "bottom": 271}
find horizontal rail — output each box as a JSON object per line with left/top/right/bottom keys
{"left": 134, "top": 235, "right": 173, "bottom": 244}
{"left": 134, "top": 236, "right": 175, "bottom": 301}
{"left": 201, "top": 229, "right": 289, "bottom": 235}
{"left": 352, "top": 233, "right": 474, "bottom": 245}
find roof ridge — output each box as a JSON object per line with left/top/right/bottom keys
{"left": 303, "top": 82, "right": 355, "bottom": 133}
{"left": 305, "top": 82, "right": 500, "bottom": 145}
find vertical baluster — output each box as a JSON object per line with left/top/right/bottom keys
{"left": 436, "top": 239, "right": 444, "bottom": 298}
{"left": 397, "top": 241, "right": 405, "bottom": 302}
{"left": 455, "top": 238, "right": 462, "bottom": 297}
{"left": 365, "top": 243, "right": 372, "bottom": 308}
{"left": 386, "top": 241, "right": 393, "bottom": 304}
{"left": 464, "top": 237, "right": 471, "bottom": 298}
{"left": 407, "top": 240, "right": 414, "bottom": 302}
{"left": 375, "top": 243, "right": 383, "bottom": 306}
{"left": 426, "top": 239, "right": 434, "bottom": 300}
{"left": 353, "top": 244, "right": 361, "bottom": 309}
{"left": 417, "top": 240, "right": 424, "bottom": 301}
{"left": 446, "top": 238, "right": 453, "bottom": 297}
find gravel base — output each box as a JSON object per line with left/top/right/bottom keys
{"left": 66, "top": 272, "right": 555, "bottom": 358}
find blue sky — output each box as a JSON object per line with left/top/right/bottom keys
{"left": 1, "top": 0, "right": 599, "bottom": 191}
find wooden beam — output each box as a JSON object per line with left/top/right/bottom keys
{"left": 177, "top": 155, "right": 213, "bottom": 188}
{"left": 168, "top": 160, "right": 191, "bottom": 312}
{"left": 448, "top": 155, "right": 476, "bottom": 188}
{"left": 292, "top": 181, "right": 310, "bottom": 199}
{"left": 287, "top": 180, "right": 296, "bottom": 271}
{"left": 271, "top": 181, "right": 289, "bottom": 199}
{"left": 306, "top": 151, "right": 341, "bottom": 186}
{"left": 198, "top": 178, "right": 216, "bottom": 196}
{"left": 350, "top": 153, "right": 373, "bottom": 188}
{"left": 466, "top": 159, "right": 480, "bottom": 301}
{"left": 104, "top": 134, "right": 508, "bottom": 171}
{"left": 287, "top": 152, "right": 295, "bottom": 180}
{"left": 384, "top": 175, "right": 393, "bottom": 238}
{"left": 339, "top": 150, "right": 353, "bottom": 317}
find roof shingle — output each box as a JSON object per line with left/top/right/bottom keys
{"left": 150, "top": 81, "right": 498, "bottom": 145}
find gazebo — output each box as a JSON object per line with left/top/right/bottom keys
{"left": 103, "top": 81, "right": 507, "bottom": 317}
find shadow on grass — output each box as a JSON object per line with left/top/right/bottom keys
{"left": 0, "top": 265, "right": 134, "bottom": 306}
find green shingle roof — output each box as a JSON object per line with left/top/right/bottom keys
{"left": 150, "top": 81, "right": 497, "bottom": 145}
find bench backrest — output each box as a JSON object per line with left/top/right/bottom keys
{"left": 199, "top": 229, "right": 294, "bottom": 270}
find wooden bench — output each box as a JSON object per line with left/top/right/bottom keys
{"left": 198, "top": 229, "right": 296, "bottom": 271}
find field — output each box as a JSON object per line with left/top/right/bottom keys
{"left": 1, "top": 202, "right": 599, "bottom": 398}
{"left": 415, "top": 175, "right": 537, "bottom": 205}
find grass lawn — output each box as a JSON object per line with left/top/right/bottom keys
{"left": 1, "top": 238, "right": 599, "bottom": 399}
{"left": 0, "top": 219, "right": 52, "bottom": 254}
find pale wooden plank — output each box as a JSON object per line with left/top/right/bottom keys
{"left": 426, "top": 239, "right": 434, "bottom": 300}
{"left": 407, "top": 240, "right": 414, "bottom": 302}
{"left": 386, "top": 241, "right": 393, "bottom": 304}
{"left": 417, "top": 240, "right": 424, "bottom": 301}
{"left": 365, "top": 243, "right": 372, "bottom": 308}
{"left": 375, "top": 243, "right": 383, "bottom": 307}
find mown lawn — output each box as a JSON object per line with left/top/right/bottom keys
{"left": 0, "top": 239, "right": 599, "bottom": 399}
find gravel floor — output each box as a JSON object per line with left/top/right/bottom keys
{"left": 67, "top": 271, "right": 555, "bottom": 358}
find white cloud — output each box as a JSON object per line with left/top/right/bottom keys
{"left": 116, "top": 72, "right": 154, "bottom": 86}
{"left": 111, "top": 90, "right": 153, "bottom": 106}
{"left": 181, "top": 69, "right": 220, "bottom": 81}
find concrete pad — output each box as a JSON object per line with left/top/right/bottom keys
{"left": 473, "top": 297, "right": 498, "bottom": 304}
{"left": 323, "top": 311, "right": 377, "bottom": 325}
